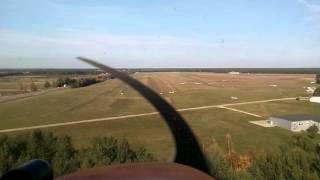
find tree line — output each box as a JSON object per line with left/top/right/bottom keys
{"left": 55, "top": 77, "right": 100, "bottom": 88}
{"left": 2, "top": 127, "right": 320, "bottom": 179}
{"left": 0, "top": 130, "right": 153, "bottom": 177}
{"left": 17, "top": 82, "right": 38, "bottom": 92}
{"left": 206, "top": 126, "right": 320, "bottom": 180}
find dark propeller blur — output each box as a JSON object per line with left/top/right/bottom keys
{"left": 77, "top": 57, "right": 210, "bottom": 173}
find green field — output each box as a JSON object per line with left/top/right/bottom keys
{"left": 0, "top": 72, "right": 319, "bottom": 161}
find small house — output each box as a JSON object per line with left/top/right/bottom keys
{"left": 269, "top": 115, "right": 320, "bottom": 132}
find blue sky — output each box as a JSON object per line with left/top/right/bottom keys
{"left": 0, "top": 0, "right": 320, "bottom": 68}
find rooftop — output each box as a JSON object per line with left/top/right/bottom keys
{"left": 272, "top": 115, "right": 320, "bottom": 122}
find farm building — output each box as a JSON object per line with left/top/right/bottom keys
{"left": 269, "top": 115, "right": 320, "bottom": 132}
{"left": 96, "top": 73, "right": 110, "bottom": 81}
{"left": 310, "top": 97, "right": 320, "bottom": 103}
{"left": 310, "top": 87, "right": 320, "bottom": 103}
{"left": 228, "top": 71, "right": 240, "bottom": 75}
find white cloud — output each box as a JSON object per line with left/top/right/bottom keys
{"left": 298, "top": 0, "right": 320, "bottom": 25}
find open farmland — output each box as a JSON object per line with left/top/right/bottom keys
{"left": 0, "top": 74, "right": 98, "bottom": 96}
{"left": 0, "top": 72, "right": 319, "bottom": 160}
{"left": 0, "top": 75, "right": 58, "bottom": 96}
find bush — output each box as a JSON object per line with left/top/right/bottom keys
{"left": 314, "top": 88, "right": 320, "bottom": 96}
{"left": 0, "top": 131, "right": 79, "bottom": 176}
{"left": 51, "top": 136, "right": 79, "bottom": 176}
{"left": 56, "top": 78, "right": 65, "bottom": 87}
{"left": 203, "top": 136, "right": 250, "bottom": 179}
{"left": 0, "top": 131, "right": 153, "bottom": 177}
{"left": 80, "top": 137, "right": 154, "bottom": 168}
{"left": 248, "top": 133, "right": 320, "bottom": 179}
{"left": 30, "top": 82, "right": 38, "bottom": 91}
{"left": 44, "top": 81, "right": 51, "bottom": 89}
{"left": 307, "top": 125, "right": 319, "bottom": 136}
{"left": 208, "top": 153, "right": 238, "bottom": 180}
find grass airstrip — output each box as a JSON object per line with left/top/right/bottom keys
{"left": 0, "top": 72, "right": 319, "bottom": 160}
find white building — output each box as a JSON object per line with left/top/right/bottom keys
{"left": 228, "top": 71, "right": 240, "bottom": 75}
{"left": 310, "top": 97, "right": 320, "bottom": 103}
{"left": 269, "top": 115, "right": 320, "bottom": 132}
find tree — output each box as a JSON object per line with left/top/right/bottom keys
{"left": 307, "top": 125, "right": 319, "bottom": 138}
{"left": 249, "top": 133, "right": 320, "bottom": 179}
{"left": 80, "top": 137, "right": 154, "bottom": 168}
{"left": 51, "top": 136, "right": 79, "bottom": 176}
{"left": 314, "top": 87, "right": 320, "bottom": 96}
{"left": 44, "top": 81, "right": 51, "bottom": 89}
{"left": 55, "top": 77, "right": 99, "bottom": 88}
{"left": 307, "top": 125, "right": 319, "bottom": 134}
{"left": 30, "top": 82, "right": 38, "bottom": 92}
{"left": 0, "top": 130, "right": 154, "bottom": 177}
{"left": 208, "top": 153, "right": 238, "bottom": 180}
{"left": 17, "top": 81, "right": 26, "bottom": 91}
{"left": 225, "top": 134, "right": 238, "bottom": 171}
{"left": 51, "top": 81, "right": 56, "bottom": 88}
{"left": 56, "top": 78, "right": 65, "bottom": 87}
{"left": 64, "top": 77, "right": 72, "bottom": 85}
{"left": 316, "top": 74, "right": 320, "bottom": 84}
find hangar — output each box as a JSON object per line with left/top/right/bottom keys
{"left": 269, "top": 115, "right": 320, "bottom": 132}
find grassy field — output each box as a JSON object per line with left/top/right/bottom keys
{"left": 0, "top": 72, "right": 319, "bottom": 161}
{"left": 0, "top": 74, "right": 97, "bottom": 96}
{"left": 0, "top": 75, "right": 57, "bottom": 96}
{"left": 231, "top": 100, "right": 320, "bottom": 117}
